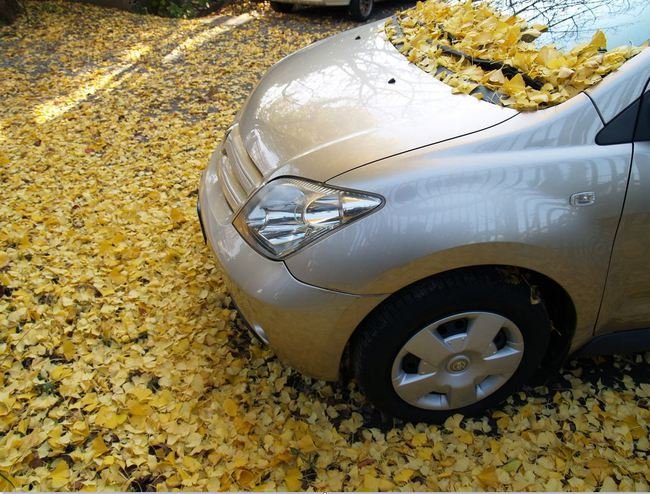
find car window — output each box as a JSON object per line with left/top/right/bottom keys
{"left": 491, "top": 0, "right": 650, "bottom": 51}
{"left": 636, "top": 90, "right": 650, "bottom": 142}
{"left": 596, "top": 99, "right": 641, "bottom": 145}
{"left": 596, "top": 83, "right": 650, "bottom": 145}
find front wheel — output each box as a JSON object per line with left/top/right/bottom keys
{"left": 270, "top": 1, "right": 294, "bottom": 13}
{"left": 349, "top": 0, "right": 373, "bottom": 21}
{"left": 352, "top": 269, "right": 552, "bottom": 423}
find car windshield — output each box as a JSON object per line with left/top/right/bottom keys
{"left": 385, "top": 0, "right": 649, "bottom": 111}
{"left": 493, "top": 0, "right": 650, "bottom": 51}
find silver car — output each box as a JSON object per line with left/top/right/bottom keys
{"left": 269, "top": 0, "right": 377, "bottom": 22}
{"left": 198, "top": 0, "right": 650, "bottom": 422}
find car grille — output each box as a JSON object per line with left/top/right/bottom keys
{"left": 218, "top": 127, "right": 263, "bottom": 213}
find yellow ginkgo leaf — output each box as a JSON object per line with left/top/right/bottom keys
{"left": 362, "top": 472, "right": 379, "bottom": 492}
{"left": 394, "top": 468, "right": 415, "bottom": 483}
{"left": 488, "top": 69, "right": 506, "bottom": 84}
{"left": 296, "top": 433, "right": 317, "bottom": 453}
{"left": 501, "top": 73, "right": 526, "bottom": 95}
{"left": 94, "top": 407, "right": 127, "bottom": 429}
{"left": 61, "top": 339, "right": 76, "bottom": 360}
{"left": 284, "top": 468, "right": 302, "bottom": 491}
{"left": 223, "top": 398, "right": 238, "bottom": 417}
{"left": 50, "top": 460, "right": 70, "bottom": 489}
{"left": 590, "top": 30, "right": 607, "bottom": 50}
{"left": 89, "top": 436, "right": 109, "bottom": 458}
{"left": 477, "top": 466, "right": 499, "bottom": 488}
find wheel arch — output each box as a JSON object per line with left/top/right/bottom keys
{"left": 342, "top": 264, "right": 577, "bottom": 382}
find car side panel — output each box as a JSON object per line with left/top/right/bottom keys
{"left": 285, "top": 95, "right": 632, "bottom": 350}
{"left": 597, "top": 140, "right": 650, "bottom": 333}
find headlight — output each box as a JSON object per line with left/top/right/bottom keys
{"left": 233, "top": 178, "right": 383, "bottom": 259}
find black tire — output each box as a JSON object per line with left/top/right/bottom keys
{"left": 348, "top": 0, "right": 373, "bottom": 21}
{"left": 270, "top": 1, "right": 293, "bottom": 13}
{"left": 352, "top": 268, "right": 552, "bottom": 423}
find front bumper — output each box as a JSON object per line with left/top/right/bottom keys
{"left": 198, "top": 150, "right": 385, "bottom": 380}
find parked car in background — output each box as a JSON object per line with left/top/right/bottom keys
{"left": 198, "top": 0, "right": 650, "bottom": 422}
{"left": 270, "top": 0, "right": 377, "bottom": 22}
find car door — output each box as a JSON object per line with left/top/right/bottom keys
{"left": 596, "top": 83, "right": 650, "bottom": 333}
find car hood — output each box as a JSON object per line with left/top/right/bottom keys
{"left": 238, "top": 21, "right": 518, "bottom": 182}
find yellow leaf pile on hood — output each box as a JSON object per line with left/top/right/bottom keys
{"left": 385, "top": 0, "right": 646, "bottom": 110}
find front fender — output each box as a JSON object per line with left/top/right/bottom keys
{"left": 285, "top": 97, "right": 631, "bottom": 349}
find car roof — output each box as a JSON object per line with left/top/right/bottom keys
{"left": 491, "top": 0, "right": 650, "bottom": 50}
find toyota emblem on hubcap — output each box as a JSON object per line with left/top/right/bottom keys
{"left": 447, "top": 356, "right": 470, "bottom": 373}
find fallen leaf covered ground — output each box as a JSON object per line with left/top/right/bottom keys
{"left": 0, "top": 0, "right": 649, "bottom": 491}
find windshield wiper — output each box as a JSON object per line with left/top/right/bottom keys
{"left": 388, "top": 16, "right": 546, "bottom": 91}
{"left": 438, "top": 45, "right": 545, "bottom": 90}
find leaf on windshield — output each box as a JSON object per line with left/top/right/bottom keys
{"left": 385, "top": 0, "right": 646, "bottom": 110}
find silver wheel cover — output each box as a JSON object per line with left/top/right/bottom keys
{"left": 391, "top": 311, "right": 524, "bottom": 410}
